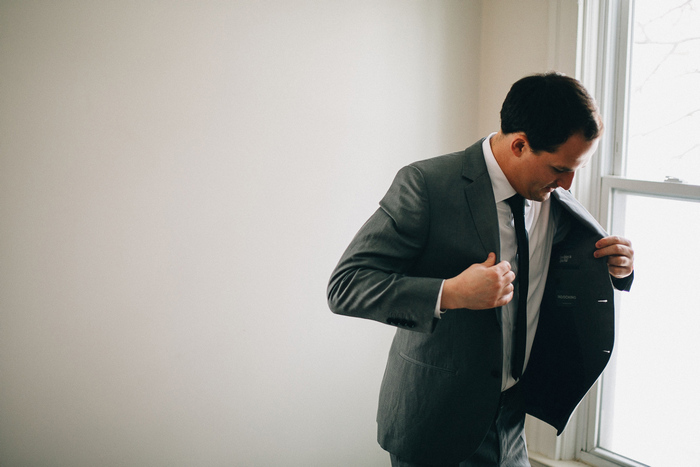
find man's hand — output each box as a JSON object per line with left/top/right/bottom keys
{"left": 594, "top": 236, "right": 634, "bottom": 278}
{"left": 440, "top": 253, "right": 515, "bottom": 310}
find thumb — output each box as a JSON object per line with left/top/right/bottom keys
{"left": 482, "top": 252, "right": 497, "bottom": 267}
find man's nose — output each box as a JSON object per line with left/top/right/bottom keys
{"left": 557, "top": 172, "right": 575, "bottom": 190}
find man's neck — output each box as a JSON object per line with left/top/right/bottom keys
{"left": 489, "top": 131, "right": 514, "bottom": 180}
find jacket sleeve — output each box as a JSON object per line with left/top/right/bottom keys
{"left": 611, "top": 271, "right": 634, "bottom": 291}
{"left": 327, "top": 165, "right": 443, "bottom": 333}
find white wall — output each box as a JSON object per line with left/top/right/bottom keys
{"left": 0, "top": 1, "right": 482, "bottom": 465}
{"left": 477, "top": 0, "right": 579, "bottom": 137}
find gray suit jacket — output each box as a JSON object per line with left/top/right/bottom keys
{"left": 327, "top": 140, "right": 633, "bottom": 464}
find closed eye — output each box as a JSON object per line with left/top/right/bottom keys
{"left": 551, "top": 166, "right": 573, "bottom": 174}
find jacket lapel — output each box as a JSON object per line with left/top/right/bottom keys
{"left": 551, "top": 189, "right": 608, "bottom": 238}
{"left": 461, "top": 142, "right": 501, "bottom": 260}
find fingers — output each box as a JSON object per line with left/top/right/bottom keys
{"left": 605, "top": 253, "right": 634, "bottom": 278}
{"left": 594, "top": 236, "right": 634, "bottom": 278}
{"left": 495, "top": 289, "right": 514, "bottom": 308}
{"left": 594, "top": 236, "right": 634, "bottom": 259}
{"left": 605, "top": 253, "right": 632, "bottom": 268}
{"left": 504, "top": 281, "right": 515, "bottom": 298}
{"left": 493, "top": 265, "right": 515, "bottom": 307}
{"left": 595, "top": 235, "right": 632, "bottom": 249}
{"left": 490, "top": 281, "right": 514, "bottom": 308}
{"left": 486, "top": 254, "right": 514, "bottom": 303}
{"left": 594, "top": 236, "right": 632, "bottom": 256}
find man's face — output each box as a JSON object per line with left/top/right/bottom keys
{"left": 515, "top": 132, "right": 599, "bottom": 202}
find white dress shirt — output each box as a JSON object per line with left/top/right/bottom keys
{"left": 435, "top": 134, "right": 556, "bottom": 391}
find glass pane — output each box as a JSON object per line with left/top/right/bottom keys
{"left": 625, "top": 0, "right": 700, "bottom": 185}
{"left": 598, "top": 193, "right": 700, "bottom": 466}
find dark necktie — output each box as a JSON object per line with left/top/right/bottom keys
{"left": 506, "top": 194, "right": 528, "bottom": 380}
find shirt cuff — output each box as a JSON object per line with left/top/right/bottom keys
{"left": 434, "top": 280, "right": 446, "bottom": 319}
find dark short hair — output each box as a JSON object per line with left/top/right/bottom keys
{"left": 500, "top": 72, "right": 602, "bottom": 153}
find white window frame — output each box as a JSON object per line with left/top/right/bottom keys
{"left": 528, "top": 2, "right": 700, "bottom": 465}
{"left": 574, "top": 1, "right": 700, "bottom": 466}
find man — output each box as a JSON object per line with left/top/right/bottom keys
{"left": 327, "top": 73, "right": 634, "bottom": 467}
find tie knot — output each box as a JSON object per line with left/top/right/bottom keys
{"left": 506, "top": 194, "right": 525, "bottom": 215}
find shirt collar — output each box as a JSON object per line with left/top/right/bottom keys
{"left": 482, "top": 133, "right": 530, "bottom": 207}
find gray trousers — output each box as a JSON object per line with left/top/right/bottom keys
{"left": 389, "top": 384, "right": 530, "bottom": 467}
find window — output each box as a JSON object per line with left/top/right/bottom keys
{"left": 578, "top": 1, "right": 700, "bottom": 466}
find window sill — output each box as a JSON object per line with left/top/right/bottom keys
{"left": 529, "top": 452, "right": 590, "bottom": 467}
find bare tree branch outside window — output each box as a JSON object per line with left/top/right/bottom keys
{"left": 627, "top": 0, "right": 700, "bottom": 183}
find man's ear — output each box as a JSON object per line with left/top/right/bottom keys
{"left": 510, "top": 133, "right": 530, "bottom": 158}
